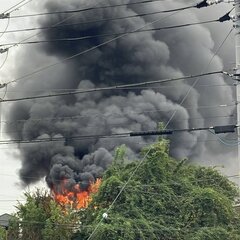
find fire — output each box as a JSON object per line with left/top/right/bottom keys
{"left": 52, "top": 178, "right": 101, "bottom": 209}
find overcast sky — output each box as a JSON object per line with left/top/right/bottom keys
{"left": 0, "top": 0, "right": 236, "bottom": 215}
{"left": 0, "top": 0, "right": 47, "bottom": 215}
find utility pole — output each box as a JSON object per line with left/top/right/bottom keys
{"left": 235, "top": 0, "right": 240, "bottom": 185}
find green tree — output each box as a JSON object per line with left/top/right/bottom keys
{"left": 72, "top": 140, "right": 240, "bottom": 240}
{"left": 9, "top": 190, "right": 78, "bottom": 240}
{"left": 0, "top": 227, "right": 6, "bottom": 240}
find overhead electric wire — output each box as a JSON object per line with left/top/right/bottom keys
{"left": 0, "top": 0, "right": 195, "bottom": 52}
{"left": 0, "top": 0, "right": 114, "bottom": 104}
{"left": 1, "top": 1, "right": 210, "bottom": 87}
{"left": 208, "top": 129, "right": 240, "bottom": 146}
{"left": 0, "top": 123, "right": 236, "bottom": 145}
{"left": 1, "top": 70, "right": 224, "bottom": 100}
{"left": 0, "top": 2, "right": 225, "bottom": 36}
{"left": 2, "top": 12, "right": 186, "bottom": 86}
{"left": 109, "top": 83, "right": 235, "bottom": 90}
{"left": 0, "top": 112, "right": 234, "bottom": 127}
{"left": 0, "top": 51, "right": 9, "bottom": 87}
{"left": 165, "top": 27, "right": 234, "bottom": 131}
{"left": 0, "top": 82, "right": 235, "bottom": 94}
{"left": 0, "top": 19, "right": 222, "bottom": 47}
{"left": 0, "top": 3, "right": 231, "bottom": 36}
{"left": 0, "top": 1, "right": 202, "bottom": 36}
{"left": 0, "top": 18, "right": 10, "bottom": 39}
{"left": 0, "top": 138, "right": 236, "bottom": 150}
{"left": 8, "top": 4, "right": 232, "bottom": 47}
{"left": 0, "top": 11, "right": 212, "bottom": 35}
{"left": 8, "top": 0, "right": 194, "bottom": 19}
{"left": 0, "top": 17, "right": 11, "bottom": 88}
{"left": 0, "top": 50, "right": 9, "bottom": 72}
{"left": 2, "top": 0, "right": 28, "bottom": 14}
{"left": 0, "top": 115, "right": 235, "bottom": 135}
{"left": 1, "top": 0, "right": 111, "bottom": 55}
{"left": 8, "top": 0, "right": 33, "bottom": 14}
{"left": 0, "top": 132, "right": 132, "bottom": 145}
{"left": 0, "top": 8, "right": 206, "bottom": 35}
{"left": 0, "top": 100, "right": 235, "bottom": 127}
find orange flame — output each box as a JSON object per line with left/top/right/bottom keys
{"left": 52, "top": 178, "right": 101, "bottom": 209}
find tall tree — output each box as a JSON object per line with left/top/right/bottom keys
{"left": 73, "top": 140, "right": 240, "bottom": 240}
{"left": 8, "top": 190, "right": 78, "bottom": 240}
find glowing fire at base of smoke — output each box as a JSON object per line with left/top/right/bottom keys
{"left": 52, "top": 178, "right": 102, "bottom": 209}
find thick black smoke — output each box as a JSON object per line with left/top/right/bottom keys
{"left": 5, "top": 0, "right": 235, "bottom": 190}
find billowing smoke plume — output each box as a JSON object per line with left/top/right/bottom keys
{"left": 5, "top": 0, "right": 235, "bottom": 190}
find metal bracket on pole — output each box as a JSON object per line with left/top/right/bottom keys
{"left": 0, "top": 83, "right": 7, "bottom": 89}
{"left": 197, "top": 0, "right": 209, "bottom": 8}
{"left": 0, "top": 13, "right": 10, "bottom": 19}
{"left": 219, "top": 14, "right": 231, "bottom": 22}
{"left": 0, "top": 48, "right": 8, "bottom": 54}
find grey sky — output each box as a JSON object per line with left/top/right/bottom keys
{"left": 0, "top": 0, "right": 47, "bottom": 215}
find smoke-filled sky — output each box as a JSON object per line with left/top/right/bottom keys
{"left": 0, "top": 0, "right": 237, "bottom": 214}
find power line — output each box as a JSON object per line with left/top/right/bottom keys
{"left": 0, "top": 50, "right": 8, "bottom": 74}
{"left": 0, "top": 112, "right": 234, "bottom": 127}
{"left": 0, "top": 70, "right": 223, "bottom": 101}
{"left": 0, "top": 1, "right": 211, "bottom": 36}
{"left": 164, "top": 27, "right": 233, "bottom": 128}
{"left": 0, "top": 133, "right": 131, "bottom": 145}
{"left": 0, "top": 1, "right": 226, "bottom": 36}
{"left": 1, "top": 0, "right": 111, "bottom": 55}
{"left": 0, "top": 82, "right": 235, "bottom": 94}
{"left": 0, "top": 123, "right": 236, "bottom": 144}
{"left": 0, "top": 102, "right": 235, "bottom": 134}
{"left": 1, "top": 70, "right": 232, "bottom": 96}
{"left": 0, "top": 138, "right": 236, "bottom": 150}
{"left": 0, "top": 19, "right": 224, "bottom": 47}
{"left": 0, "top": 18, "right": 10, "bottom": 39}
{"left": 208, "top": 129, "right": 240, "bottom": 146}
{"left": 2, "top": 0, "right": 28, "bottom": 14}
{"left": 8, "top": 0, "right": 33, "bottom": 14}
{"left": 1, "top": 14, "right": 179, "bottom": 86}
{"left": 130, "top": 125, "right": 237, "bottom": 137}
{"left": 0, "top": 116, "right": 235, "bottom": 135}
{"left": 0, "top": 1, "right": 212, "bottom": 87}
{"left": 0, "top": 8, "right": 208, "bottom": 35}
{"left": 7, "top": 0, "right": 194, "bottom": 19}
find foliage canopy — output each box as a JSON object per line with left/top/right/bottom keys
{"left": 6, "top": 140, "right": 240, "bottom": 240}
{"left": 7, "top": 190, "right": 78, "bottom": 240}
{"left": 73, "top": 140, "right": 240, "bottom": 240}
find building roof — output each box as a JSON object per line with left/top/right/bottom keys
{"left": 0, "top": 214, "right": 12, "bottom": 228}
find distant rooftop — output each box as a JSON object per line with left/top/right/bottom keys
{"left": 0, "top": 214, "right": 12, "bottom": 228}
